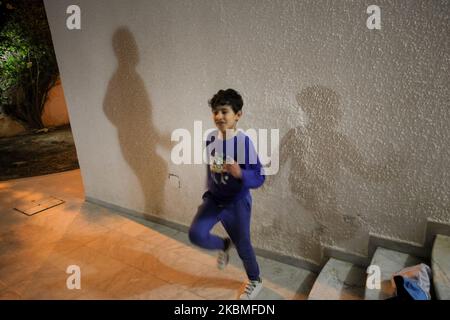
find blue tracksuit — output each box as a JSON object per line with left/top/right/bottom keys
{"left": 189, "top": 130, "right": 265, "bottom": 280}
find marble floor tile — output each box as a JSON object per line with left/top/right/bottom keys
{"left": 0, "top": 245, "right": 55, "bottom": 286}
{"left": 100, "top": 265, "right": 169, "bottom": 299}
{"left": 0, "top": 287, "right": 22, "bottom": 299}
{"left": 12, "top": 263, "right": 79, "bottom": 300}
{"left": 127, "top": 282, "right": 205, "bottom": 300}
{"left": 0, "top": 170, "right": 316, "bottom": 300}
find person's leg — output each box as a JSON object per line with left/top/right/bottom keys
{"left": 189, "top": 197, "right": 227, "bottom": 250}
{"left": 220, "top": 195, "right": 260, "bottom": 281}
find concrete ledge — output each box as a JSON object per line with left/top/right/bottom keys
{"left": 254, "top": 247, "right": 320, "bottom": 274}
{"left": 431, "top": 234, "right": 450, "bottom": 300}
{"left": 322, "top": 221, "right": 450, "bottom": 270}
{"left": 308, "top": 258, "right": 365, "bottom": 300}
{"left": 425, "top": 219, "right": 450, "bottom": 255}
{"left": 364, "top": 247, "right": 422, "bottom": 300}
{"left": 368, "top": 233, "right": 428, "bottom": 261}
{"left": 85, "top": 195, "right": 190, "bottom": 233}
{"left": 323, "top": 245, "right": 371, "bottom": 268}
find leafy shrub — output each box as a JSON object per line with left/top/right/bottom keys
{"left": 0, "top": 0, "right": 59, "bottom": 129}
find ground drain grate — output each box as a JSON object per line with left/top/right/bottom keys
{"left": 14, "top": 196, "right": 65, "bottom": 216}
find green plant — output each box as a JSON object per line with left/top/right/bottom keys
{"left": 0, "top": 0, "right": 59, "bottom": 129}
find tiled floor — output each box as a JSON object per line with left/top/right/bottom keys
{"left": 0, "top": 170, "right": 316, "bottom": 300}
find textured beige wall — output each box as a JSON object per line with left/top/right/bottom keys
{"left": 44, "top": 0, "right": 450, "bottom": 263}
{"left": 42, "top": 77, "right": 70, "bottom": 127}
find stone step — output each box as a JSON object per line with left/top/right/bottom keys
{"left": 431, "top": 234, "right": 450, "bottom": 300}
{"left": 364, "top": 247, "right": 422, "bottom": 300}
{"left": 308, "top": 258, "right": 366, "bottom": 300}
{"left": 225, "top": 250, "right": 317, "bottom": 300}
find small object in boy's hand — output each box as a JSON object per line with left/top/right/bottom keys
{"left": 211, "top": 156, "right": 224, "bottom": 173}
{"left": 225, "top": 156, "right": 235, "bottom": 164}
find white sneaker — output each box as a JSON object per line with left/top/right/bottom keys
{"left": 217, "top": 238, "right": 231, "bottom": 270}
{"left": 239, "top": 278, "right": 263, "bottom": 300}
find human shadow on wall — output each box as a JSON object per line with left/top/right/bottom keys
{"left": 103, "top": 27, "right": 170, "bottom": 217}
{"left": 275, "top": 85, "right": 402, "bottom": 248}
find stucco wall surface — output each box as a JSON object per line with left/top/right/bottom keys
{"left": 44, "top": 0, "right": 450, "bottom": 262}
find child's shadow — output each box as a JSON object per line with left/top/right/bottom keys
{"left": 276, "top": 86, "right": 402, "bottom": 247}
{"left": 103, "top": 27, "right": 171, "bottom": 217}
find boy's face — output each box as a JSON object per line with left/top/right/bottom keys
{"left": 212, "top": 105, "right": 242, "bottom": 133}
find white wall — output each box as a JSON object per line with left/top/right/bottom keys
{"left": 44, "top": 0, "right": 450, "bottom": 263}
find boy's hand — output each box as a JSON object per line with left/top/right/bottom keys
{"left": 223, "top": 160, "right": 242, "bottom": 179}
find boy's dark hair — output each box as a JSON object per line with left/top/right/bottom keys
{"left": 208, "top": 89, "right": 243, "bottom": 113}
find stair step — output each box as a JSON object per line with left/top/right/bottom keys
{"left": 365, "top": 247, "right": 422, "bottom": 300}
{"left": 308, "top": 258, "right": 366, "bottom": 300}
{"left": 432, "top": 234, "right": 450, "bottom": 300}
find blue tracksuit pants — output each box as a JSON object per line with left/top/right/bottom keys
{"left": 188, "top": 193, "right": 260, "bottom": 281}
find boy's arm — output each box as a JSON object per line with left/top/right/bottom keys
{"left": 240, "top": 136, "right": 265, "bottom": 189}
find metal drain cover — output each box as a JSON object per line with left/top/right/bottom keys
{"left": 14, "top": 196, "right": 65, "bottom": 216}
